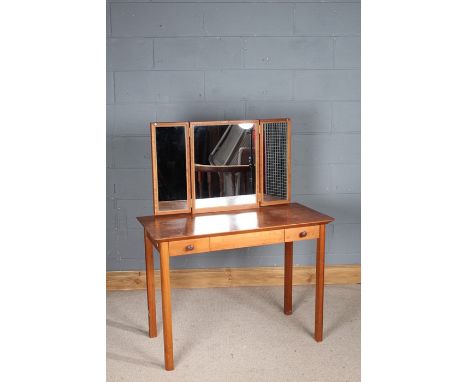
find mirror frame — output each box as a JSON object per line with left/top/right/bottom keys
{"left": 150, "top": 121, "right": 191, "bottom": 215}
{"left": 259, "top": 118, "right": 291, "bottom": 206}
{"left": 189, "top": 120, "right": 260, "bottom": 214}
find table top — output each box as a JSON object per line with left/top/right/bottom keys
{"left": 137, "top": 203, "right": 334, "bottom": 242}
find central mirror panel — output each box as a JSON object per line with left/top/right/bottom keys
{"left": 191, "top": 121, "right": 259, "bottom": 212}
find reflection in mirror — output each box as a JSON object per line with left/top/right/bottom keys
{"left": 262, "top": 120, "right": 289, "bottom": 203}
{"left": 155, "top": 126, "right": 188, "bottom": 212}
{"left": 193, "top": 123, "right": 257, "bottom": 209}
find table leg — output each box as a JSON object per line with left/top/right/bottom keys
{"left": 284, "top": 241, "right": 293, "bottom": 315}
{"left": 144, "top": 230, "right": 157, "bottom": 338}
{"left": 159, "top": 242, "right": 174, "bottom": 371}
{"left": 315, "top": 224, "right": 326, "bottom": 342}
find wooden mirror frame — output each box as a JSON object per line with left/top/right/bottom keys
{"left": 189, "top": 120, "right": 260, "bottom": 214}
{"left": 150, "top": 118, "right": 291, "bottom": 215}
{"left": 150, "top": 122, "right": 191, "bottom": 215}
{"left": 259, "top": 118, "right": 291, "bottom": 206}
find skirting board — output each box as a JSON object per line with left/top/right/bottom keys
{"left": 107, "top": 265, "right": 360, "bottom": 291}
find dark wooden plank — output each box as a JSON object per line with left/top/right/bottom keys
{"left": 284, "top": 242, "right": 293, "bottom": 315}
{"left": 314, "top": 224, "right": 326, "bottom": 342}
{"left": 144, "top": 230, "right": 157, "bottom": 338}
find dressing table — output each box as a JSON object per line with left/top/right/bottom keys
{"left": 137, "top": 119, "right": 334, "bottom": 371}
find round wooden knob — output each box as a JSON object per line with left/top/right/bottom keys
{"left": 299, "top": 231, "right": 307, "bottom": 238}
{"left": 186, "top": 244, "right": 194, "bottom": 251}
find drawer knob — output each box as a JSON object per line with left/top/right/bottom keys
{"left": 299, "top": 231, "right": 307, "bottom": 238}
{"left": 186, "top": 244, "right": 194, "bottom": 251}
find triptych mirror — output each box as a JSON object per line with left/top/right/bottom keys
{"left": 150, "top": 119, "right": 290, "bottom": 215}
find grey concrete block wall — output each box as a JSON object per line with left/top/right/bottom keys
{"left": 106, "top": 0, "right": 361, "bottom": 271}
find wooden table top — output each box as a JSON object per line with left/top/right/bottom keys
{"left": 137, "top": 203, "right": 334, "bottom": 242}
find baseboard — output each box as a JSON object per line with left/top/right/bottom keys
{"left": 106, "top": 265, "right": 360, "bottom": 291}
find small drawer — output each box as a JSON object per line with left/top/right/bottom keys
{"left": 285, "top": 226, "right": 319, "bottom": 242}
{"left": 169, "top": 238, "right": 210, "bottom": 256}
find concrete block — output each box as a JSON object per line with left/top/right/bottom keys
{"left": 294, "top": 70, "right": 360, "bottom": 100}
{"left": 107, "top": 198, "right": 117, "bottom": 232}
{"left": 326, "top": 253, "right": 361, "bottom": 265}
{"left": 110, "top": 3, "right": 204, "bottom": 37}
{"left": 332, "top": 164, "right": 360, "bottom": 193}
{"left": 292, "top": 194, "right": 360, "bottom": 224}
{"left": 295, "top": 3, "right": 360, "bottom": 35}
{"left": 245, "top": 37, "right": 333, "bottom": 69}
{"left": 246, "top": 101, "right": 332, "bottom": 133}
{"left": 171, "top": 249, "right": 260, "bottom": 269}
{"left": 107, "top": 230, "right": 118, "bottom": 262}
{"left": 205, "top": 70, "right": 293, "bottom": 101}
{"left": 112, "top": 136, "right": 151, "bottom": 169}
{"left": 330, "top": 223, "right": 360, "bottom": 254}
{"left": 247, "top": 244, "right": 283, "bottom": 258}
{"left": 107, "top": 169, "right": 152, "bottom": 199}
{"left": 115, "top": 71, "right": 204, "bottom": 103}
{"left": 203, "top": 4, "right": 293, "bottom": 36}
{"left": 292, "top": 164, "right": 332, "bottom": 194}
{"left": 292, "top": 133, "right": 360, "bottom": 165}
{"left": 116, "top": 199, "right": 153, "bottom": 231}
{"left": 107, "top": 72, "right": 114, "bottom": 104}
{"left": 106, "top": 4, "right": 111, "bottom": 36}
{"left": 107, "top": 104, "right": 156, "bottom": 136}
{"left": 106, "top": 136, "right": 112, "bottom": 168}
{"left": 107, "top": 257, "right": 122, "bottom": 272}
{"left": 116, "top": 230, "right": 144, "bottom": 259}
{"left": 155, "top": 37, "right": 243, "bottom": 69}
{"left": 156, "top": 102, "right": 245, "bottom": 122}
{"left": 117, "top": 258, "right": 147, "bottom": 271}
{"left": 107, "top": 38, "right": 153, "bottom": 70}
{"left": 332, "top": 101, "right": 360, "bottom": 132}
{"left": 334, "top": 36, "right": 360, "bottom": 68}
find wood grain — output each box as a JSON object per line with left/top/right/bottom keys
{"left": 144, "top": 230, "right": 157, "bottom": 338}
{"left": 169, "top": 237, "right": 210, "bottom": 256}
{"left": 315, "top": 224, "right": 326, "bottom": 342}
{"left": 137, "top": 203, "right": 334, "bottom": 242}
{"left": 285, "top": 225, "right": 320, "bottom": 242}
{"left": 210, "top": 229, "right": 284, "bottom": 251}
{"left": 158, "top": 242, "right": 174, "bottom": 371}
{"left": 284, "top": 242, "right": 293, "bottom": 315}
{"left": 106, "top": 265, "right": 360, "bottom": 291}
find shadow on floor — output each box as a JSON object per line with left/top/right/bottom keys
{"left": 107, "top": 352, "right": 163, "bottom": 369}
{"left": 107, "top": 319, "right": 147, "bottom": 336}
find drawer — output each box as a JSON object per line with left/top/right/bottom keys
{"left": 210, "top": 229, "right": 284, "bottom": 251}
{"left": 169, "top": 237, "right": 210, "bottom": 256}
{"left": 285, "top": 225, "right": 319, "bottom": 242}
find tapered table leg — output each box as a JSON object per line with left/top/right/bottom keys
{"left": 159, "top": 242, "right": 174, "bottom": 371}
{"left": 144, "top": 230, "right": 157, "bottom": 338}
{"left": 315, "top": 224, "right": 326, "bottom": 342}
{"left": 284, "top": 241, "right": 293, "bottom": 315}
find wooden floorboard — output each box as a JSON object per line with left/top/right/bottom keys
{"left": 107, "top": 265, "right": 360, "bottom": 291}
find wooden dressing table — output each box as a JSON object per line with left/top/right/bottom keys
{"left": 137, "top": 203, "right": 334, "bottom": 371}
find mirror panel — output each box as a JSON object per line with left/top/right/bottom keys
{"left": 151, "top": 122, "right": 190, "bottom": 214}
{"left": 260, "top": 119, "right": 291, "bottom": 205}
{"left": 191, "top": 121, "right": 259, "bottom": 212}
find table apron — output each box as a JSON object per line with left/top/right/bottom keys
{"left": 165, "top": 225, "right": 321, "bottom": 257}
